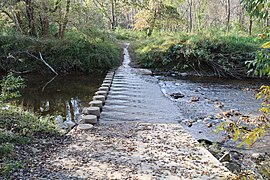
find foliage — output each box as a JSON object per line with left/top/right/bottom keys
{"left": 0, "top": 32, "right": 120, "bottom": 73}
{"left": 0, "top": 106, "right": 60, "bottom": 176}
{"left": 241, "top": 0, "right": 269, "bottom": 19}
{"left": 0, "top": 73, "right": 25, "bottom": 103}
{"left": 215, "top": 85, "right": 270, "bottom": 148}
{"left": 247, "top": 47, "right": 270, "bottom": 77}
{"left": 0, "top": 73, "right": 60, "bottom": 177}
{"left": 133, "top": 32, "right": 262, "bottom": 78}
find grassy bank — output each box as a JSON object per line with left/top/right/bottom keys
{"left": 0, "top": 32, "right": 120, "bottom": 74}
{"left": 132, "top": 32, "right": 266, "bottom": 78}
{"left": 0, "top": 106, "right": 61, "bottom": 177}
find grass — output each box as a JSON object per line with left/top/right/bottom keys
{"left": 0, "top": 105, "right": 60, "bottom": 177}
{"left": 132, "top": 31, "right": 267, "bottom": 78}
{"left": 0, "top": 31, "right": 121, "bottom": 74}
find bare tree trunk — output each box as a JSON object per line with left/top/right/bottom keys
{"left": 25, "top": 0, "right": 36, "bottom": 36}
{"left": 111, "top": 0, "right": 116, "bottom": 30}
{"left": 188, "top": 0, "right": 193, "bottom": 33}
{"left": 40, "top": 1, "right": 49, "bottom": 37}
{"left": 227, "top": 0, "right": 230, "bottom": 32}
{"left": 249, "top": 19, "right": 253, "bottom": 35}
{"left": 59, "top": 0, "right": 71, "bottom": 38}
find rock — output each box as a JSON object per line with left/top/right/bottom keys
{"left": 186, "top": 121, "right": 193, "bottom": 127}
{"left": 219, "top": 152, "right": 231, "bottom": 162}
{"left": 222, "top": 162, "right": 241, "bottom": 173}
{"left": 77, "top": 124, "right": 94, "bottom": 130}
{"left": 190, "top": 96, "right": 199, "bottom": 102}
{"left": 175, "top": 83, "right": 180, "bottom": 86}
{"left": 214, "top": 101, "right": 224, "bottom": 108}
{"left": 31, "top": 147, "right": 41, "bottom": 154}
{"left": 207, "top": 123, "right": 212, "bottom": 128}
{"left": 82, "top": 107, "right": 100, "bottom": 117}
{"left": 198, "top": 139, "right": 213, "bottom": 146}
{"left": 179, "top": 73, "right": 188, "bottom": 77}
{"left": 81, "top": 115, "right": 98, "bottom": 124}
{"left": 251, "top": 153, "right": 264, "bottom": 161}
{"left": 229, "top": 150, "right": 243, "bottom": 161}
{"left": 170, "top": 92, "right": 185, "bottom": 99}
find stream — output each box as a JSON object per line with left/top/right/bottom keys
{"left": 10, "top": 63, "right": 270, "bottom": 178}
{"left": 11, "top": 73, "right": 105, "bottom": 128}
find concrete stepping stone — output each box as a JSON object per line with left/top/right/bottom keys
{"left": 77, "top": 123, "right": 94, "bottom": 130}
{"left": 89, "top": 100, "right": 103, "bottom": 108}
{"left": 99, "top": 87, "right": 109, "bottom": 92}
{"left": 82, "top": 107, "right": 100, "bottom": 117}
{"left": 93, "top": 95, "right": 106, "bottom": 104}
{"left": 95, "top": 91, "right": 108, "bottom": 98}
{"left": 81, "top": 115, "right": 98, "bottom": 124}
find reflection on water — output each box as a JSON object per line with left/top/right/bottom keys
{"left": 11, "top": 73, "right": 105, "bottom": 123}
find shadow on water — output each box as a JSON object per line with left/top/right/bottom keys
{"left": 10, "top": 73, "right": 105, "bottom": 124}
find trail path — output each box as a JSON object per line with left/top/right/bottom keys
{"left": 24, "top": 44, "right": 233, "bottom": 179}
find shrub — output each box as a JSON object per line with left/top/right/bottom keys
{"left": 133, "top": 32, "right": 265, "bottom": 78}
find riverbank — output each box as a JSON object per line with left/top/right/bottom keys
{"left": 131, "top": 32, "right": 266, "bottom": 79}
{"left": 0, "top": 34, "right": 120, "bottom": 74}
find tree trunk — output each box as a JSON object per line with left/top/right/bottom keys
{"left": 227, "top": 0, "right": 230, "bottom": 32}
{"left": 40, "top": 1, "right": 49, "bottom": 37}
{"left": 25, "top": 0, "right": 36, "bottom": 36}
{"left": 59, "top": 0, "right": 71, "bottom": 38}
{"left": 111, "top": 0, "right": 116, "bottom": 30}
{"left": 249, "top": 19, "right": 253, "bottom": 35}
{"left": 188, "top": 0, "right": 193, "bottom": 33}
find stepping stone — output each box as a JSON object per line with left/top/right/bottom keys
{"left": 103, "top": 79, "right": 112, "bottom": 84}
{"left": 93, "top": 95, "right": 106, "bottom": 104}
{"left": 77, "top": 124, "right": 94, "bottom": 130}
{"left": 104, "top": 77, "right": 113, "bottom": 81}
{"left": 82, "top": 107, "right": 100, "bottom": 117}
{"left": 95, "top": 91, "right": 108, "bottom": 98}
{"left": 81, "top": 115, "right": 98, "bottom": 124}
{"left": 102, "top": 83, "right": 111, "bottom": 88}
{"left": 89, "top": 100, "right": 103, "bottom": 108}
{"left": 99, "top": 87, "right": 109, "bottom": 92}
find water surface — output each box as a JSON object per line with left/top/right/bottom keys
{"left": 12, "top": 74, "right": 105, "bottom": 122}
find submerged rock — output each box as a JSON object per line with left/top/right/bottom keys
{"left": 219, "top": 152, "right": 231, "bottom": 162}
{"left": 170, "top": 92, "right": 185, "bottom": 99}
{"left": 223, "top": 162, "right": 241, "bottom": 173}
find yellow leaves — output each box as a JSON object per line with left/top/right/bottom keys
{"left": 134, "top": 10, "right": 151, "bottom": 31}
{"left": 260, "top": 107, "right": 269, "bottom": 114}
{"left": 258, "top": 34, "right": 266, "bottom": 39}
{"left": 261, "top": 41, "right": 270, "bottom": 49}
{"left": 238, "top": 127, "right": 266, "bottom": 147}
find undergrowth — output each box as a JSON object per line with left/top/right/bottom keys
{"left": 0, "top": 31, "right": 120, "bottom": 74}
{"left": 133, "top": 32, "right": 266, "bottom": 78}
{"left": 0, "top": 73, "right": 60, "bottom": 177}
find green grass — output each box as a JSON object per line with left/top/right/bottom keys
{"left": 0, "top": 31, "right": 121, "bottom": 73}
{"left": 0, "top": 106, "right": 60, "bottom": 177}
{"left": 132, "top": 31, "right": 267, "bottom": 78}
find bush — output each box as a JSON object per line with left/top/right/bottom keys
{"left": 133, "top": 32, "right": 265, "bottom": 78}
{"left": 0, "top": 32, "right": 120, "bottom": 74}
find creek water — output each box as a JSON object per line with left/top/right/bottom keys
{"left": 11, "top": 73, "right": 105, "bottom": 126}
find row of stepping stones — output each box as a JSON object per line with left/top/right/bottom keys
{"left": 77, "top": 71, "right": 114, "bottom": 130}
